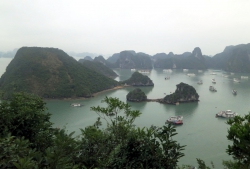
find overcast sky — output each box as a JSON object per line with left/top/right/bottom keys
{"left": 1, "top": 0, "right": 250, "bottom": 57}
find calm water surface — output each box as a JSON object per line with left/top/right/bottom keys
{"left": 1, "top": 58, "right": 250, "bottom": 168}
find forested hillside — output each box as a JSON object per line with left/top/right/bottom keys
{"left": 0, "top": 47, "right": 119, "bottom": 99}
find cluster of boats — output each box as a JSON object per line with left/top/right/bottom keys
{"left": 166, "top": 110, "right": 237, "bottom": 125}
{"left": 209, "top": 86, "right": 217, "bottom": 92}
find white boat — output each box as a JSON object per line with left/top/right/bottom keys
{"left": 241, "top": 76, "right": 248, "bottom": 79}
{"left": 70, "top": 103, "right": 82, "bottom": 107}
{"left": 198, "top": 70, "right": 203, "bottom": 73}
{"left": 212, "top": 79, "right": 216, "bottom": 84}
{"left": 166, "top": 116, "right": 183, "bottom": 125}
{"left": 233, "top": 78, "right": 240, "bottom": 83}
{"left": 209, "top": 86, "right": 217, "bottom": 92}
{"left": 231, "top": 73, "right": 235, "bottom": 75}
{"left": 197, "top": 80, "right": 203, "bottom": 84}
{"left": 138, "top": 70, "right": 150, "bottom": 74}
{"left": 187, "top": 73, "right": 195, "bottom": 77}
{"left": 163, "top": 69, "right": 172, "bottom": 73}
{"left": 216, "top": 110, "right": 237, "bottom": 118}
{"left": 232, "top": 89, "right": 237, "bottom": 95}
{"left": 131, "top": 69, "right": 136, "bottom": 72}
{"left": 183, "top": 69, "right": 189, "bottom": 72}
{"left": 210, "top": 72, "right": 217, "bottom": 75}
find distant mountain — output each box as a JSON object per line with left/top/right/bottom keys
{"left": 0, "top": 47, "right": 119, "bottom": 99}
{"left": 94, "top": 55, "right": 116, "bottom": 68}
{"left": 211, "top": 43, "right": 250, "bottom": 72}
{"left": 83, "top": 56, "right": 93, "bottom": 61}
{"left": 0, "top": 49, "right": 17, "bottom": 58}
{"left": 78, "top": 60, "right": 118, "bottom": 78}
{"left": 113, "top": 51, "right": 152, "bottom": 69}
{"left": 153, "top": 48, "right": 206, "bottom": 69}
{"left": 107, "top": 53, "right": 120, "bottom": 63}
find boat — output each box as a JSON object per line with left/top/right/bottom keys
{"left": 131, "top": 69, "right": 136, "bottom": 72}
{"left": 232, "top": 89, "right": 237, "bottom": 95}
{"left": 183, "top": 69, "right": 189, "bottom": 72}
{"left": 212, "top": 79, "right": 216, "bottom": 84}
{"left": 216, "top": 110, "right": 237, "bottom": 118}
{"left": 197, "top": 80, "right": 203, "bottom": 84}
{"left": 233, "top": 78, "right": 240, "bottom": 83}
{"left": 198, "top": 70, "right": 203, "bottom": 73}
{"left": 165, "top": 76, "right": 170, "bottom": 80}
{"left": 166, "top": 116, "right": 183, "bottom": 125}
{"left": 138, "top": 70, "right": 150, "bottom": 74}
{"left": 209, "top": 86, "right": 217, "bottom": 92}
{"left": 163, "top": 69, "right": 172, "bottom": 73}
{"left": 210, "top": 72, "right": 217, "bottom": 75}
{"left": 70, "top": 103, "right": 82, "bottom": 107}
{"left": 241, "top": 76, "right": 248, "bottom": 79}
{"left": 187, "top": 73, "right": 195, "bottom": 77}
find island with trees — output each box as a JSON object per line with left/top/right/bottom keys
{"left": 159, "top": 82, "right": 199, "bottom": 104}
{"left": 126, "top": 88, "right": 147, "bottom": 102}
{"left": 121, "top": 72, "right": 154, "bottom": 86}
{"left": 0, "top": 47, "right": 119, "bottom": 99}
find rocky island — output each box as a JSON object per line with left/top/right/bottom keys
{"left": 159, "top": 82, "right": 199, "bottom": 104}
{"left": 126, "top": 82, "right": 199, "bottom": 105}
{"left": 126, "top": 88, "right": 147, "bottom": 102}
{"left": 121, "top": 72, "right": 154, "bottom": 86}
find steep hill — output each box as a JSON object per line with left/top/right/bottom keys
{"left": 122, "top": 72, "right": 154, "bottom": 86}
{"left": 0, "top": 47, "right": 119, "bottom": 99}
{"left": 78, "top": 60, "right": 118, "bottom": 78}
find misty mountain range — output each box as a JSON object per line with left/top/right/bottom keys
{"left": 2, "top": 43, "right": 250, "bottom": 72}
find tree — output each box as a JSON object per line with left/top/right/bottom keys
{"left": 226, "top": 112, "right": 250, "bottom": 168}
{"left": 80, "top": 96, "right": 185, "bottom": 168}
{"left": 0, "top": 92, "right": 54, "bottom": 151}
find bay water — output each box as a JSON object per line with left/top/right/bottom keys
{"left": 1, "top": 58, "right": 250, "bottom": 168}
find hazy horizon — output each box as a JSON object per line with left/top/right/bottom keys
{"left": 1, "top": 0, "right": 250, "bottom": 56}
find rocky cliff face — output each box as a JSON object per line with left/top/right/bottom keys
{"left": 159, "top": 82, "right": 199, "bottom": 104}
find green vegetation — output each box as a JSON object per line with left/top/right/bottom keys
{"left": 126, "top": 88, "right": 147, "bottom": 102}
{"left": 122, "top": 72, "right": 154, "bottom": 86}
{"left": 79, "top": 60, "right": 118, "bottom": 78}
{"left": 1, "top": 92, "right": 250, "bottom": 168}
{"left": 0, "top": 47, "right": 119, "bottom": 99}
{"left": 163, "top": 82, "right": 199, "bottom": 104}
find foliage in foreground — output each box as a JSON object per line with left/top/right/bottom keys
{"left": 1, "top": 92, "right": 250, "bottom": 168}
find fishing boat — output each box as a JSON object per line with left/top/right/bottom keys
{"left": 70, "top": 103, "right": 82, "bottom": 107}
{"left": 232, "top": 89, "right": 237, "bottom": 95}
{"left": 209, "top": 86, "right": 217, "bottom": 92}
{"left": 216, "top": 110, "right": 237, "bottom": 118}
{"left": 233, "top": 78, "right": 240, "bottom": 83}
{"left": 166, "top": 116, "right": 183, "bottom": 125}
{"left": 212, "top": 79, "right": 216, "bottom": 84}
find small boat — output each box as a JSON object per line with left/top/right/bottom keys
{"left": 233, "top": 78, "right": 240, "bottom": 83}
{"left": 197, "top": 80, "right": 203, "bottom": 84}
{"left": 232, "top": 89, "right": 237, "bottom": 95}
{"left": 212, "top": 79, "right": 216, "bottom": 84}
{"left": 166, "top": 116, "right": 183, "bottom": 125}
{"left": 198, "top": 70, "right": 203, "bottom": 73}
{"left": 163, "top": 69, "right": 172, "bottom": 73}
{"left": 187, "top": 73, "right": 195, "bottom": 77}
{"left": 131, "top": 69, "right": 136, "bottom": 72}
{"left": 165, "top": 76, "right": 170, "bottom": 80}
{"left": 216, "top": 110, "right": 237, "bottom": 118}
{"left": 210, "top": 72, "right": 217, "bottom": 75}
{"left": 209, "top": 86, "right": 217, "bottom": 92}
{"left": 70, "top": 103, "right": 82, "bottom": 107}
{"left": 138, "top": 70, "right": 150, "bottom": 74}
{"left": 241, "top": 76, "right": 248, "bottom": 79}
{"left": 183, "top": 69, "right": 189, "bottom": 72}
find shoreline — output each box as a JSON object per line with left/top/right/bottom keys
{"left": 44, "top": 85, "right": 129, "bottom": 101}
